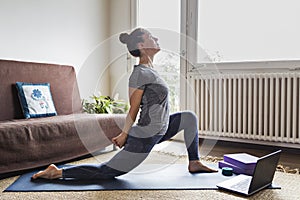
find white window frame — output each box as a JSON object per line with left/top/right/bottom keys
{"left": 182, "top": 0, "right": 300, "bottom": 109}
{"left": 180, "top": 0, "right": 198, "bottom": 110}
{"left": 185, "top": 0, "right": 300, "bottom": 70}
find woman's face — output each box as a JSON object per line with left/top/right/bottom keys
{"left": 139, "top": 31, "right": 160, "bottom": 56}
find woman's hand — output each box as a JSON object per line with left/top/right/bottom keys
{"left": 112, "top": 132, "right": 128, "bottom": 148}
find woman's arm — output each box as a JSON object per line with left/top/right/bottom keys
{"left": 112, "top": 87, "right": 143, "bottom": 148}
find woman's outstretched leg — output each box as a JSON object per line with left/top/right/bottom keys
{"left": 32, "top": 133, "right": 163, "bottom": 180}
{"left": 159, "top": 111, "right": 217, "bottom": 173}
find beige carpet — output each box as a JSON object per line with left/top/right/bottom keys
{"left": 1, "top": 145, "right": 300, "bottom": 200}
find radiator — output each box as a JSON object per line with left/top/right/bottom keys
{"left": 189, "top": 72, "right": 300, "bottom": 145}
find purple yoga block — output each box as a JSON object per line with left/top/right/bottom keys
{"left": 223, "top": 153, "right": 258, "bottom": 170}
{"left": 218, "top": 161, "right": 255, "bottom": 175}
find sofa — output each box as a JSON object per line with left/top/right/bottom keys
{"left": 0, "top": 59, "right": 126, "bottom": 177}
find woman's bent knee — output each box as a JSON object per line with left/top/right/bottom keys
{"left": 181, "top": 111, "right": 198, "bottom": 123}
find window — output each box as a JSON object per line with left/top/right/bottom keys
{"left": 138, "top": 0, "right": 181, "bottom": 112}
{"left": 197, "top": 0, "right": 300, "bottom": 63}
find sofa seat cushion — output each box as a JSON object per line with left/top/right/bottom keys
{"left": 0, "top": 113, "right": 125, "bottom": 174}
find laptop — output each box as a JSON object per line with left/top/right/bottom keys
{"left": 216, "top": 150, "right": 281, "bottom": 196}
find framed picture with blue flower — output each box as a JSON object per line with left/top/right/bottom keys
{"left": 16, "top": 82, "right": 57, "bottom": 118}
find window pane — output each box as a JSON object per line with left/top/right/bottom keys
{"left": 139, "top": 0, "right": 181, "bottom": 112}
{"left": 197, "top": 0, "right": 300, "bottom": 62}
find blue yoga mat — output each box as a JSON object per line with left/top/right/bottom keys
{"left": 4, "top": 163, "right": 280, "bottom": 192}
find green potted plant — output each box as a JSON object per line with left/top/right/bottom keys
{"left": 82, "top": 94, "right": 128, "bottom": 114}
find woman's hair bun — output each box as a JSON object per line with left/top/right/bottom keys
{"left": 119, "top": 33, "right": 130, "bottom": 44}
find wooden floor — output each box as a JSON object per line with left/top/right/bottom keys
{"left": 199, "top": 139, "right": 300, "bottom": 169}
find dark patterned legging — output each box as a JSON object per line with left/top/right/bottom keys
{"left": 62, "top": 111, "right": 199, "bottom": 179}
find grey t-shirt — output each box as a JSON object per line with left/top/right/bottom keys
{"left": 129, "top": 64, "right": 169, "bottom": 137}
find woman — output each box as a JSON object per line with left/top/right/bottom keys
{"left": 32, "top": 28, "right": 217, "bottom": 180}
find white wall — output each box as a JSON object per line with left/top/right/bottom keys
{"left": 0, "top": 0, "right": 111, "bottom": 99}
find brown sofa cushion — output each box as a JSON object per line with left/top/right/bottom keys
{"left": 0, "top": 113, "right": 125, "bottom": 174}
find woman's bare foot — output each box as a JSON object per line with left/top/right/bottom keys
{"left": 188, "top": 160, "right": 218, "bottom": 173}
{"left": 31, "top": 164, "right": 63, "bottom": 180}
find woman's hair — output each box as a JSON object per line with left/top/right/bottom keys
{"left": 119, "top": 28, "right": 146, "bottom": 57}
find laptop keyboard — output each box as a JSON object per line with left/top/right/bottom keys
{"left": 230, "top": 178, "right": 251, "bottom": 191}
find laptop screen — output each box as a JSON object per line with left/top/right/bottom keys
{"left": 248, "top": 150, "right": 281, "bottom": 193}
